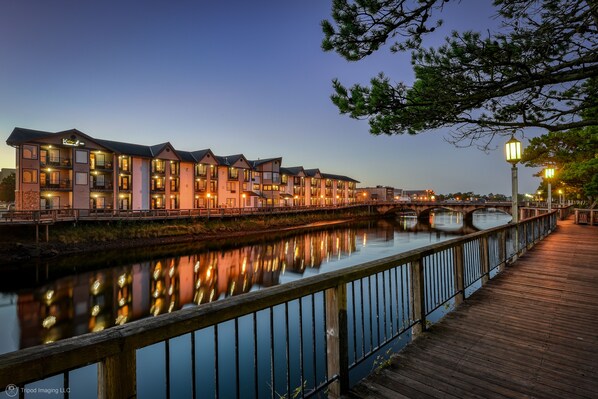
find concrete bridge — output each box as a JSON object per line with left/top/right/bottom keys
{"left": 370, "top": 201, "right": 513, "bottom": 221}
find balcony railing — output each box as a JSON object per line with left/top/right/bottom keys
{"left": 41, "top": 180, "right": 71, "bottom": 189}
{"left": 41, "top": 158, "right": 71, "bottom": 168}
{"left": 91, "top": 162, "right": 113, "bottom": 171}
{"left": 91, "top": 182, "right": 113, "bottom": 190}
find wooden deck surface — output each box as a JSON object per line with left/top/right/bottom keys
{"left": 347, "top": 219, "right": 598, "bottom": 399}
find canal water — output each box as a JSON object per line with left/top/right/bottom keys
{"left": 0, "top": 210, "right": 510, "bottom": 398}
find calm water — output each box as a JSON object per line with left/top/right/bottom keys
{"left": 0, "top": 210, "right": 510, "bottom": 356}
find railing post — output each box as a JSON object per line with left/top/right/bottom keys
{"left": 480, "top": 236, "right": 489, "bottom": 285}
{"left": 410, "top": 257, "right": 426, "bottom": 336}
{"left": 498, "top": 231, "right": 506, "bottom": 272}
{"left": 453, "top": 244, "right": 464, "bottom": 305}
{"left": 98, "top": 347, "right": 136, "bottom": 399}
{"left": 325, "top": 284, "right": 349, "bottom": 397}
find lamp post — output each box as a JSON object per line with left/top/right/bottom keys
{"left": 558, "top": 189, "right": 563, "bottom": 206}
{"left": 544, "top": 167, "right": 555, "bottom": 212}
{"left": 505, "top": 135, "right": 522, "bottom": 223}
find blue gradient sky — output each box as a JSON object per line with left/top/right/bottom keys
{"left": 0, "top": 1, "right": 543, "bottom": 195}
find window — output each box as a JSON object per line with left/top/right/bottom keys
{"left": 170, "top": 178, "right": 179, "bottom": 191}
{"left": 50, "top": 172, "right": 60, "bottom": 185}
{"left": 76, "top": 150, "right": 88, "bottom": 164}
{"left": 49, "top": 149, "right": 60, "bottom": 164}
{"left": 226, "top": 198, "right": 236, "bottom": 207}
{"left": 22, "top": 169, "right": 38, "bottom": 183}
{"left": 23, "top": 145, "right": 38, "bottom": 159}
{"left": 75, "top": 172, "right": 88, "bottom": 185}
{"left": 119, "top": 156, "right": 130, "bottom": 172}
{"left": 95, "top": 153, "right": 106, "bottom": 167}
{"left": 94, "top": 197, "right": 106, "bottom": 209}
{"left": 152, "top": 177, "right": 165, "bottom": 190}
{"left": 195, "top": 179, "right": 206, "bottom": 191}
{"left": 281, "top": 175, "right": 288, "bottom": 185}
{"left": 228, "top": 168, "right": 239, "bottom": 180}
{"left": 119, "top": 175, "right": 130, "bottom": 190}
{"left": 95, "top": 174, "right": 105, "bottom": 188}
{"left": 170, "top": 161, "right": 179, "bottom": 175}
{"left": 226, "top": 181, "right": 237, "bottom": 192}
{"left": 152, "top": 160, "right": 166, "bottom": 174}
{"left": 196, "top": 164, "right": 207, "bottom": 177}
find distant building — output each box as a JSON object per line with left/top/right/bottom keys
{"left": 357, "top": 186, "right": 395, "bottom": 202}
{"left": 403, "top": 189, "right": 436, "bottom": 201}
{"left": 5, "top": 127, "right": 359, "bottom": 211}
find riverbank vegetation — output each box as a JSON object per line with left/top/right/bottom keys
{"left": 41, "top": 209, "right": 375, "bottom": 245}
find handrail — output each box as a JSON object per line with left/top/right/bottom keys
{"left": 0, "top": 201, "right": 525, "bottom": 224}
{"left": 0, "top": 212, "right": 557, "bottom": 398}
{"left": 574, "top": 208, "right": 597, "bottom": 225}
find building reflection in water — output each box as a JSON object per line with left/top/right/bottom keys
{"left": 10, "top": 212, "right": 512, "bottom": 350}
{"left": 15, "top": 226, "right": 361, "bottom": 348}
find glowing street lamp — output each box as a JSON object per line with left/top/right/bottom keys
{"left": 505, "top": 135, "right": 522, "bottom": 223}
{"left": 544, "top": 166, "right": 555, "bottom": 212}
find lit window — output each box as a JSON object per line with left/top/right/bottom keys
{"left": 22, "top": 169, "right": 38, "bottom": 183}
{"left": 23, "top": 145, "right": 38, "bottom": 159}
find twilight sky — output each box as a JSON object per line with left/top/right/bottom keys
{"left": 0, "top": 1, "right": 543, "bottom": 195}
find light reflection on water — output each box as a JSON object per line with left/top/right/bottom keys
{"left": 0, "top": 210, "right": 510, "bottom": 356}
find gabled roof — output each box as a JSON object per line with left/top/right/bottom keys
{"left": 178, "top": 149, "right": 215, "bottom": 163}
{"left": 321, "top": 172, "right": 360, "bottom": 183}
{"left": 6, "top": 127, "right": 56, "bottom": 145}
{"left": 304, "top": 168, "right": 322, "bottom": 178}
{"left": 214, "top": 154, "right": 248, "bottom": 167}
{"left": 280, "top": 166, "right": 305, "bottom": 176}
{"left": 249, "top": 157, "right": 282, "bottom": 168}
{"left": 94, "top": 138, "right": 155, "bottom": 158}
{"left": 149, "top": 142, "right": 181, "bottom": 160}
{"left": 177, "top": 150, "right": 197, "bottom": 163}
{"left": 8, "top": 128, "right": 114, "bottom": 152}
{"left": 191, "top": 149, "right": 215, "bottom": 163}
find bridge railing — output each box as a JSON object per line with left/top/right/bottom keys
{"left": 0, "top": 212, "right": 557, "bottom": 399}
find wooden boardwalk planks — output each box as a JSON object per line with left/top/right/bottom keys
{"left": 347, "top": 219, "right": 598, "bottom": 399}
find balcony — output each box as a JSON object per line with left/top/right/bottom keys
{"left": 41, "top": 180, "right": 71, "bottom": 190}
{"left": 91, "top": 162, "right": 113, "bottom": 171}
{"left": 91, "top": 182, "right": 113, "bottom": 191}
{"left": 41, "top": 158, "right": 72, "bottom": 168}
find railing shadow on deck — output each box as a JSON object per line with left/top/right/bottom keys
{"left": 0, "top": 212, "right": 558, "bottom": 399}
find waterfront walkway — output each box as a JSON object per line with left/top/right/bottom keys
{"left": 347, "top": 219, "right": 598, "bottom": 399}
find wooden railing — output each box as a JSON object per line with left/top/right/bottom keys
{"left": 0, "top": 204, "right": 366, "bottom": 224}
{"left": 520, "top": 205, "right": 574, "bottom": 221}
{"left": 574, "top": 208, "right": 598, "bottom": 225}
{"left": 0, "top": 212, "right": 557, "bottom": 398}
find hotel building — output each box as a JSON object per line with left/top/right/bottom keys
{"left": 6, "top": 128, "right": 358, "bottom": 211}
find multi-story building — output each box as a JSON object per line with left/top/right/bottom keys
{"left": 358, "top": 186, "right": 396, "bottom": 202}
{"left": 6, "top": 127, "right": 359, "bottom": 211}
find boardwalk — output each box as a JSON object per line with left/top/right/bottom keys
{"left": 348, "top": 219, "right": 598, "bottom": 399}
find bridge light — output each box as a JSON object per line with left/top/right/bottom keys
{"left": 544, "top": 167, "right": 555, "bottom": 180}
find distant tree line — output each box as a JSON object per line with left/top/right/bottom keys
{"left": 435, "top": 192, "right": 508, "bottom": 202}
